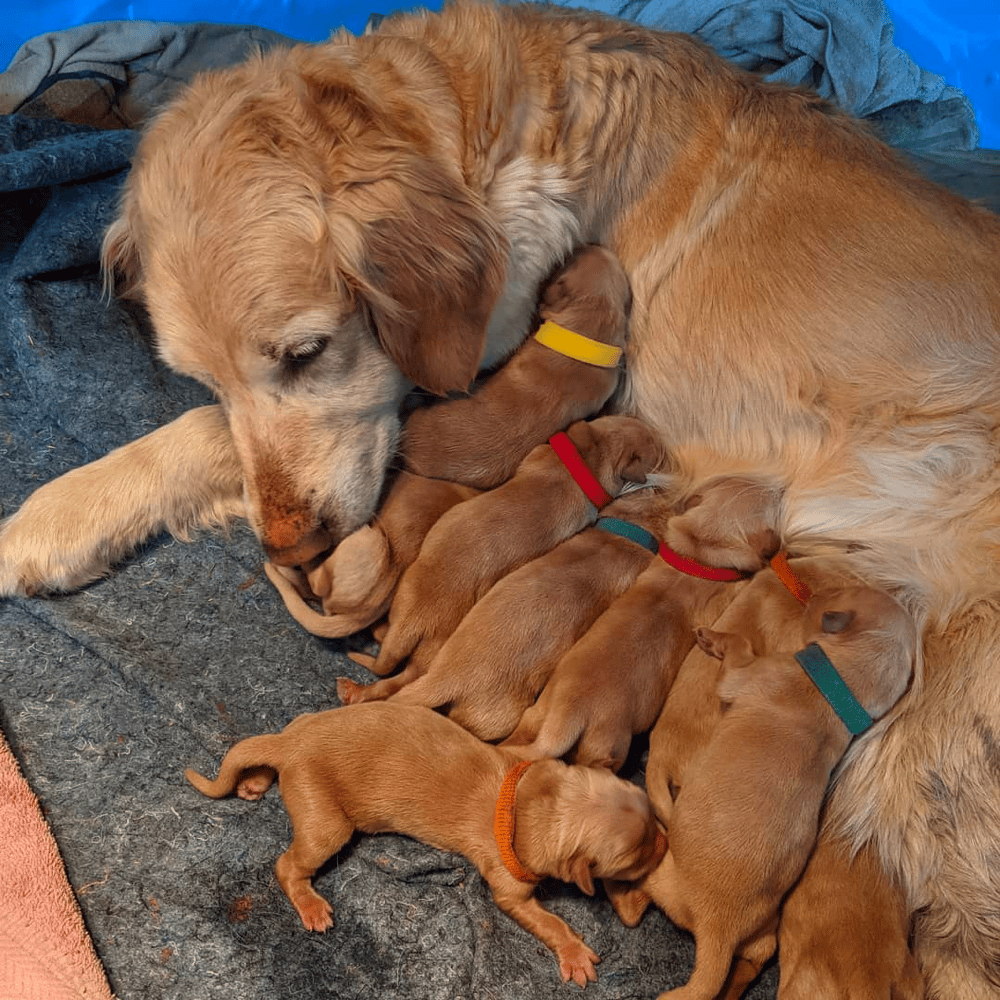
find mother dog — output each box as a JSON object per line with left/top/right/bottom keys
{"left": 1, "top": 2, "right": 999, "bottom": 995}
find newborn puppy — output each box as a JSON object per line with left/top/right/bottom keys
{"left": 339, "top": 486, "right": 681, "bottom": 727}
{"left": 503, "top": 477, "right": 782, "bottom": 770}
{"left": 636, "top": 585, "right": 917, "bottom": 1000}
{"left": 347, "top": 415, "right": 662, "bottom": 681}
{"left": 402, "top": 244, "right": 631, "bottom": 489}
{"left": 264, "top": 472, "right": 480, "bottom": 638}
{"left": 185, "top": 702, "right": 666, "bottom": 988}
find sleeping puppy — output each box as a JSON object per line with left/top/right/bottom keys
{"left": 631, "top": 585, "right": 917, "bottom": 1000}
{"left": 346, "top": 415, "right": 662, "bottom": 681}
{"left": 264, "top": 471, "right": 480, "bottom": 639}
{"left": 184, "top": 701, "right": 667, "bottom": 988}
{"left": 401, "top": 243, "right": 631, "bottom": 489}
{"left": 778, "top": 834, "right": 925, "bottom": 1000}
{"left": 337, "top": 486, "right": 681, "bottom": 722}
{"left": 502, "top": 477, "right": 782, "bottom": 770}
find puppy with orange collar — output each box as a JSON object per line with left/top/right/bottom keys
{"left": 185, "top": 702, "right": 666, "bottom": 988}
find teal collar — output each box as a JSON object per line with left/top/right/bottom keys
{"left": 596, "top": 516, "right": 659, "bottom": 554}
{"left": 793, "top": 642, "right": 874, "bottom": 736}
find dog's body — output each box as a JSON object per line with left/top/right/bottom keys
{"left": 638, "top": 586, "right": 916, "bottom": 1000}
{"left": 401, "top": 243, "right": 631, "bottom": 489}
{"left": 347, "top": 487, "right": 678, "bottom": 734}
{"left": 1, "top": 2, "right": 999, "bottom": 990}
{"left": 264, "top": 471, "right": 480, "bottom": 638}
{"left": 185, "top": 701, "right": 666, "bottom": 987}
{"left": 344, "top": 415, "right": 660, "bottom": 686}
{"left": 502, "top": 477, "right": 782, "bottom": 769}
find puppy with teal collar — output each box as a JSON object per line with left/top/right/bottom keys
{"left": 634, "top": 585, "right": 917, "bottom": 1000}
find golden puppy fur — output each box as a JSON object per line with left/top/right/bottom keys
{"left": 401, "top": 243, "right": 632, "bottom": 489}
{"left": 345, "top": 415, "right": 661, "bottom": 684}
{"left": 185, "top": 702, "right": 667, "bottom": 987}
{"left": 777, "top": 834, "right": 925, "bottom": 1000}
{"left": 265, "top": 471, "right": 480, "bottom": 638}
{"left": 634, "top": 586, "right": 916, "bottom": 1000}
{"left": 341, "top": 486, "right": 679, "bottom": 729}
{"left": 1, "top": 2, "right": 1000, "bottom": 990}
{"left": 502, "top": 477, "right": 782, "bottom": 769}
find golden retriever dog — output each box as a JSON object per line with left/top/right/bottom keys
{"left": 502, "top": 477, "right": 782, "bottom": 768}
{"left": 184, "top": 701, "right": 667, "bottom": 987}
{"left": 2, "top": 2, "right": 1000, "bottom": 991}
{"left": 344, "top": 415, "right": 660, "bottom": 682}
{"left": 264, "top": 471, "right": 480, "bottom": 638}
{"left": 627, "top": 585, "right": 916, "bottom": 1000}
{"left": 339, "top": 485, "right": 680, "bottom": 728}
{"left": 401, "top": 243, "right": 632, "bottom": 489}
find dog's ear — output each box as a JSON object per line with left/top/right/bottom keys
{"left": 822, "top": 609, "right": 855, "bottom": 634}
{"left": 694, "top": 626, "right": 726, "bottom": 660}
{"left": 603, "top": 878, "right": 651, "bottom": 928}
{"left": 568, "top": 857, "right": 596, "bottom": 897}
{"left": 356, "top": 163, "right": 508, "bottom": 396}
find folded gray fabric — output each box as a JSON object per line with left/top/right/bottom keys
{"left": 527, "top": 0, "right": 980, "bottom": 150}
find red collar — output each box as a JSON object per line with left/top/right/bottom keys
{"left": 657, "top": 542, "right": 746, "bottom": 582}
{"left": 493, "top": 761, "right": 542, "bottom": 884}
{"left": 548, "top": 432, "right": 612, "bottom": 509}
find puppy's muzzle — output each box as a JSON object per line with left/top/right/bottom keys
{"left": 263, "top": 523, "right": 336, "bottom": 567}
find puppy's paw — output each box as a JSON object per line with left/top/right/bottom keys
{"left": 236, "top": 766, "right": 276, "bottom": 800}
{"left": 557, "top": 941, "right": 600, "bottom": 988}
{"left": 337, "top": 676, "right": 365, "bottom": 705}
{"left": 294, "top": 892, "right": 334, "bottom": 933}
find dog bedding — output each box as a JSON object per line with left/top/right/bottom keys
{"left": 0, "top": 6, "right": 997, "bottom": 1000}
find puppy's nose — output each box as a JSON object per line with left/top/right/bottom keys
{"left": 263, "top": 524, "right": 335, "bottom": 567}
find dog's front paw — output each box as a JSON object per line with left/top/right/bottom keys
{"left": 337, "top": 676, "right": 366, "bottom": 704}
{"left": 294, "top": 892, "right": 334, "bottom": 933}
{"left": 557, "top": 940, "right": 600, "bottom": 988}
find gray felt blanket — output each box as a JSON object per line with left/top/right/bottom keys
{"left": 0, "top": 7, "right": 998, "bottom": 1000}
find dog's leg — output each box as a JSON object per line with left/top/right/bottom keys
{"left": 336, "top": 663, "right": 424, "bottom": 705}
{"left": 273, "top": 790, "right": 354, "bottom": 933}
{"left": 0, "top": 405, "right": 243, "bottom": 596}
{"left": 490, "top": 881, "right": 600, "bottom": 988}
{"left": 573, "top": 724, "right": 632, "bottom": 773}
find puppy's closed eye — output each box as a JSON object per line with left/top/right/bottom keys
{"left": 284, "top": 337, "right": 330, "bottom": 365}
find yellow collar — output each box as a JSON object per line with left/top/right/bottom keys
{"left": 533, "top": 320, "right": 623, "bottom": 369}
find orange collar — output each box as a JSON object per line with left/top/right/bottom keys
{"left": 770, "top": 551, "right": 812, "bottom": 604}
{"left": 493, "top": 760, "right": 542, "bottom": 883}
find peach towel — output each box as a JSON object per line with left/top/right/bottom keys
{"left": 0, "top": 731, "right": 115, "bottom": 999}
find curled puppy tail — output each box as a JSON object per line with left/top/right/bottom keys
{"left": 264, "top": 562, "right": 387, "bottom": 638}
{"left": 185, "top": 734, "right": 284, "bottom": 798}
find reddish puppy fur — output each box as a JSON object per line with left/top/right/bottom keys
{"left": 342, "top": 486, "right": 680, "bottom": 730}
{"left": 629, "top": 585, "right": 917, "bottom": 1000}
{"left": 184, "top": 702, "right": 666, "bottom": 987}
{"left": 342, "top": 415, "right": 662, "bottom": 685}
{"left": 503, "top": 477, "right": 782, "bottom": 770}
{"left": 402, "top": 244, "right": 632, "bottom": 489}
{"left": 265, "top": 471, "right": 480, "bottom": 638}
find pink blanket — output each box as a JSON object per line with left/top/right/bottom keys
{"left": 0, "top": 732, "right": 115, "bottom": 1000}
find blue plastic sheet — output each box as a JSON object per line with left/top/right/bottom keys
{"left": 1, "top": 0, "right": 997, "bottom": 147}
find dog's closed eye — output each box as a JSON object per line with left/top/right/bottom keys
{"left": 284, "top": 337, "right": 329, "bottom": 365}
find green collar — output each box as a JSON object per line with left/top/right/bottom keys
{"left": 793, "top": 642, "right": 874, "bottom": 736}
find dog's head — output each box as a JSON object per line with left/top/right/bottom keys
{"left": 802, "top": 585, "right": 918, "bottom": 719}
{"left": 102, "top": 37, "right": 508, "bottom": 563}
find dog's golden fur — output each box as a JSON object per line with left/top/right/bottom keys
{"left": 2, "top": 2, "right": 1000, "bottom": 991}
{"left": 185, "top": 701, "right": 667, "bottom": 987}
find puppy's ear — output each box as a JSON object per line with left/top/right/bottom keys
{"left": 359, "top": 163, "right": 508, "bottom": 395}
{"left": 694, "top": 626, "right": 727, "bottom": 660}
{"left": 603, "top": 878, "right": 651, "bottom": 928}
{"left": 569, "top": 857, "right": 596, "bottom": 897}
{"left": 822, "top": 610, "right": 855, "bottom": 634}
{"left": 101, "top": 207, "right": 143, "bottom": 300}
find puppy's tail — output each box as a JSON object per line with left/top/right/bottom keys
{"left": 264, "top": 562, "right": 388, "bottom": 638}
{"left": 185, "top": 734, "right": 284, "bottom": 798}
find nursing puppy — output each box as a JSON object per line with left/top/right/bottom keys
{"left": 338, "top": 486, "right": 680, "bottom": 724}
{"left": 264, "top": 471, "right": 480, "bottom": 639}
{"left": 401, "top": 243, "right": 631, "bottom": 490}
{"left": 185, "top": 702, "right": 667, "bottom": 987}
{"left": 637, "top": 586, "right": 917, "bottom": 1000}
{"left": 346, "top": 415, "right": 661, "bottom": 681}
{"left": 503, "top": 477, "right": 782, "bottom": 768}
